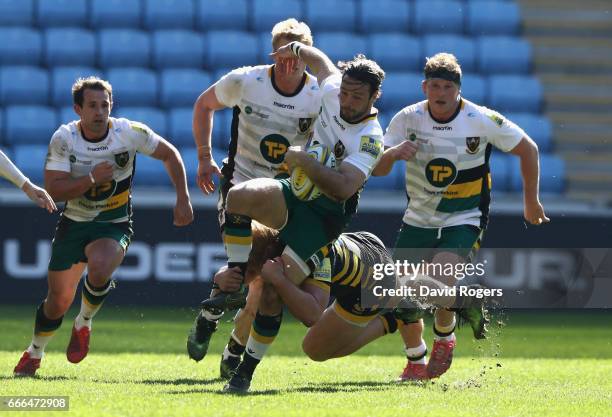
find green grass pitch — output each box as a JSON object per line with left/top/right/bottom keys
{"left": 1, "top": 305, "right": 611, "bottom": 417}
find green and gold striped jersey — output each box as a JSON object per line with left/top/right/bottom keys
{"left": 384, "top": 99, "right": 524, "bottom": 228}
{"left": 45, "top": 117, "right": 161, "bottom": 222}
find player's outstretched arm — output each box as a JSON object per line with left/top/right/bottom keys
{"left": 371, "top": 141, "right": 418, "bottom": 176}
{"left": 0, "top": 150, "right": 56, "bottom": 212}
{"left": 193, "top": 86, "right": 225, "bottom": 195}
{"left": 150, "top": 139, "right": 194, "bottom": 226}
{"left": 271, "top": 42, "right": 339, "bottom": 87}
{"left": 510, "top": 136, "right": 550, "bottom": 225}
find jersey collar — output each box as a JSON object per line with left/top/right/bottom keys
{"left": 269, "top": 65, "right": 308, "bottom": 98}
{"left": 427, "top": 98, "right": 464, "bottom": 124}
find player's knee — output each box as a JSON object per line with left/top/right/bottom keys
{"left": 226, "top": 185, "right": 252, "bottom": 214}
{"left": 302, "top": 338, "right": 330, "bottom": 362}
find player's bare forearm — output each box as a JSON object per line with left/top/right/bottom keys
{"left": 162, "top": 148, "right": 190, "bottom": 202}
{"left": 269, "top": 277, "right": 325, "bottom": 327}
{"left": 295, "top": 153, "right": 364, "bottom": 201}
{"left": 193, "top": 87, "right": 223, "bottom": 160}
{"left": 372, "top": 147, "right": 395, "bottom": 176}
{"left": 295, "top": 44, "right": 339, "bottom": 85}
{"left": 510, "top": 137, "right": 540, "bottom": 203}
{"left": 45, "top": 171, "right": 94, "bottom": 201}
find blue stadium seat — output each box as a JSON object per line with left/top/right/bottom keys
{"left": 358, "top": 0, "right": 410, "bottom": 33}
{"left": 144, "top": 0, "right": 195, "bottom": 30}
{"left": 98, "top": 30, "right": 151, "bottom": 68}
{"left": 117, "top": 107, "right": 169, "bottom": 138}
{"left": 0, "top": 0, "right": 34, "bottom": 26}
{"left": 478, "top": 37, "right": 532, "bottom": 74}
{"left": 377, "top": 112, "right": 392, "bottom": 135}
{"left": 461, "top": 74, "right": 487, "bottom": 104}
{"left": 44, "top": 29, "right": 96, "bottom": 67}
{"left": 212, "top": 146, "right": 228, "bottom": 170}
{"left": 212, "top": 109, "right": 232, "bottom": 150}
{"left": 367, "top": 34, "right": 421, "bottom": 72}
{"left": 133, "top": 153, "right": 170, "bottom": 186}
{"left": 152, "top": 30, "right": 205, "bottom": 69}
{"left": 489, "top": 150, "right": 511, "bottom": 191}
{"left": 206, "top": 31, "right": 258, "bottom": 68}
{"left": 377, "top": 72, "right": 423, "bottom": 112}
{"left": 316, "top": 33, "right": 367, "bottom": 65}
{"left": 423, "top": 35, "right": 477, "bottom": 72}
{"left": 506, "top": 113, "right": 553, "bottom": 153}
{"left": 4, "top": 106, "right": 57, "bottom": 145}
{"left": 181, "top": 147, "right": 199, "bottom": 187}
{"left": 305, "top": 0, "right": 356, "bottom": 32}
{"left": 106, "top": 68, "right": 158, "bottom": 107}
{"left": 196, "top": 0, "right": 248, "bottom": 31}
{"left": 0, "top": 66, "right": 49, "bottom": 105}
{"left": 251, "top": 0, "right": 302, "bottom": 32}
{"left": 13, "top": 145, "right": 48, "bottom": 183}
{"left": 510, "top": 154, "right": 565, "bottom": 193}
{"left": 0, "top": 112, "right": 3, "bottom": 145}
{"left": 365, "top": 160, "right": 405, "bottom": 191}
{"left": 90, "top": 0, "right": 141, "bottom": 29}
{"left": 0, "top": 28, "right": 42, "bottom": 65}
{"left": 59, "top": 106, "right": 78, "bottom": 125}
{"left": 51, "top": 67, "right": 104, "bottom": 107}
{"left": 467, "top": 1, "right": 521, "bottom": 36}
{"left": 36, "top": 0, "right": 87, "bottom": 28}
{"left": 413, "top": 0, "right": 465, "bottom": 34}
{"left": 258, "top": 32, "right": 275, "bottom": 65}
{"left": 160, "top": 69, "right": 212, "bottom": 108}
{"left": 488, "top": 75, "right": 542, "bottom": 113}
{"left": 168, "top": 108, "right": 195, "bottom": 146}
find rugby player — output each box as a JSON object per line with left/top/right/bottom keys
{"left": 13, "top": 77, "right": 193, "bottom": 377}
{"left": 373, "top": 53, "right": 549, "bottom": 380}
{"left": 186, "top": 19, "right": 321, "bottom": 377}
{"left": 0, "top": 150, "right": 56, "bottom": 212}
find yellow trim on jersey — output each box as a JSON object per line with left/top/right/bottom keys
{"left": 445, "top": 178, "right": 483, "bottom": 199}
{"left": 101, "top": 189, "right": 130, "bottom": 211}
{"left": 303, "top": 278, "right": 331, "bottom": 292}
{"left": 223, "top": 235, "right": 253, "bottom": 245}
{"left": 249, "top": 328, "right": 275, "bottom": 344}
{"left": 333, "top": 302, "right": 375, "bottom": 326}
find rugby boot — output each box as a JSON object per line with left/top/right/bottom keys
{"left": 220, "top": 354, "right": 241, "bottom": 379}
{"left": 66, "top": 324, "right": 90, "bottom": 363}
{"left": 223, "top": 371, "right": 251, "bottom": 394}
{"left": 13, "top": 351, "right": 41, "bottom": 377}
{"left": 200, "top": 287, "right": 247, "bottom": 312}
{"left": 187, "top": 310, "right": 219, "bottom": 361}
{"left": 426, "top": 338, "right": 456, "bottom": 378}
{"left": 452, "top": 285, "right": 490, "bottom": 340}
{"left": 398, "top": 361, "right": 428, "bottom": 382}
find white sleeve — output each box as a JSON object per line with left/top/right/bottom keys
{"left": 383, "top": 110, "right": 407, "bottom": 148}
{"left": 0, "top": 150, "right": 28, "bottom": 188}
{"left": 483, "top": 109, "right": 525, "bottom": 152}
{"left": 45, "top": 130, "right": 71, "bottom": 173}
{"left": 319, "top": 74, "right": 342, "bottom": 98}
{"left": 128, "top": 121, "right": 162, "bottom": 155}
{"left": 343, "top": 135, "right": 384, "bottom": 178}
{"left": 213, "top": 67, "right": 249, "bottom": 108}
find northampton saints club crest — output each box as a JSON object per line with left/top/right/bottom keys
{"left": 298, "top": 118, "right": 313, "bottom": 133}
{"left": 466, "top": 137, "right": 480, "bottom": 154}
{"left": 114, "top": 151, "right": 130, "bottom": 168}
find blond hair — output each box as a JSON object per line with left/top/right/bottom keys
{"left": 270, "top": 18, "right": 313, "bottom": 50}
{"left": 72, "top": 76, "right": 113, "bottom": 106}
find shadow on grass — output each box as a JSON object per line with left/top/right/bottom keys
{"left": 1, "top": 375, "right": 75, "bottom": 382}
{"left": 140, "top": 377, "right": 224, "bottom": 386}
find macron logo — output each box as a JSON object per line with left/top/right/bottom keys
{"left": 273, "top": 101, "right": 295, "bottom": 110}
{"left": 433, "top": 126, "right": 452, "bottom": 131}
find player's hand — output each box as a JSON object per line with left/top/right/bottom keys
{"left": 22, "top": 181, "right": 57, "bottom": 213}
{"left": 91, "top": 161, "right": 114, "bottom": 184}
{"left": 196, "top": 157, "right": 221, "bottom": 195}
{"left": 524, "top": 199, "right": 550, "bottom": 225}
{"left": 284, "top": 146, "right": 306, "bottom": 172}
{"left": 261, "top": 257, "right": 286, "bottom": 285}
{"left": 391, "top": 140, "right": 418, "bottom": 161}
{"left": 213, "top": 266, "right": 243, "bottom": 292}
{"left": 173, "top": 197, "right": 194, "bottom": 226}
{"left": 270, "top": 44, "right": 299, "bottom": 75}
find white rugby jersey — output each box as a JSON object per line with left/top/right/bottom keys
{"left": 214, "top": 65, "right": 321, "bottom": 184}
{"left": 45, "top": 117, "right": 161, "bottom": 222}
{"left": 311, "top": 74, "right": 384, "bottom": 180}
{"left": 384, "top": 99, "right": 524, "bottom": 228}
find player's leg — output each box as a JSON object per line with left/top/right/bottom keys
{"left": 397, "top": 319, "right": 428, "bottom": 381}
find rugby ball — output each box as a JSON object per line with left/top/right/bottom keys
{"left": 290, "top": 144, "right": 336, "bottom": 201}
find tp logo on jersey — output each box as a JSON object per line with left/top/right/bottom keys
{"left": 426, "top": 158, "right": 457, "bottom": 187}
{"left": 84, "top": 179, "right": 117, "bottom": 201}
{"left": 260, "top": 134, "right": 290, "bottom": 163}
{"left": 466, "top": 137, "right": 480, "bottom": 154}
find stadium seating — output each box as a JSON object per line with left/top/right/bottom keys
{"left": 160, "top": 69, "right": 211, "bottom": 108}
{"left": 0, "top": 66, "right": 49, "bottom": 105}
{"left": 117, "top": 107, "right": 169, "bottom": 138}
{"left": 195, "top": 0, "right": 248, "bottom": 31}
{"left": 36, "top": 0, "right": 87, "bottom": 28}
{"left": 98, "top": 29, "right": 151, "bottom": 68}
{"left": 461, "top": 74, "right": 487, "bottom": 104}
{"left": 152, "top": 30, "right": 206, "bottom": 69}
{"left": 51, "top": 66, "right": 104, "bottom": 107}
{"left": 258, "top": 32, "right": 275, "bottom": 64}
{"left": 489, "top": 151, "right": 511, "bottom": 191}
{"left": 212, "top": 146, "right": 227, "bottom": 169}
{"left": 466, "top": 1, "right": 521, "bottom": 36}
{"left": 357, "top": 0, "right": 410, "bottom": 33}
{"left": 251, "top": 0, "right": 302, "bottom": 32}
{"left": 59, "top": 106, "right": 77, "bottom": 125}
{"left": 316, "top": 33, "right": 367, "bottom": 66}
{"left": 488, "top": 75, "right": 542, "bottom": 113}
{"left": 304, "top": 0, "right": 357, "bottom": 32}
{"left": 106, "top": 68, "right": 158, "bottom": 107}
{"left": 510, "top": 154, "right": 565, "bottom": 193}
{"left": 0, "top": 27, "right": 42, "bottom": 66}
{"left": 143, "top": 0, "right": 195, "bottom": 30}
{"left": 377, "top": 72, "right": 424, "bottom": 112}
{"left": 423, "top": 35, "right": 477, "bottom": 72}
{"left": 44, "top": 29, "right": 96, "bottom": 67}
{"left": 4, "top": 106, "right": 57, "bottom": 145}
{"left": 0, "top": 0, "right": 34, "bottom": 26}
{"left": 505, "top": 113, "right": 553, "bottom": 152}
{"left": 13, "top": 144, "right": 48, "bottom": 182}
{"left": 206, "top": 31, "right": 258, "bottom": 68}
{"left": 477, "top": 36, "right": 532, "bottom": 74}
{"left": 212, "top": 109, "right": 232, "bottom": 150}
{"left": 90, "top": 0, "right": 141, "bottom": 29}
{"left": 413, "top": 0, "right": 464, "bottom": 34}
{"left": 181, "top": 147, "right": 199, "bottom": 186}
{"left": 364, "top": 160, "right": 405, "bottom": 191}
{"left": 168, "top": 108, "right": 195, "bottom": 146}
{"left": 133, "top": 153, "right": 171, "bottom": 186}
{"left": 367, "top": 34, "right": 421, "bottom": 72}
